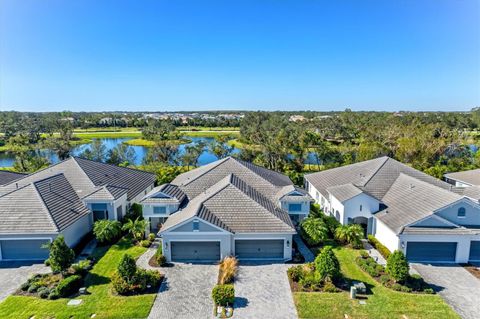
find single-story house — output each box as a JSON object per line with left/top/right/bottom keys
{"left": 143, "top": 156, "right": 312, "bottom": 262}
{"left": 305, "top": 156, "right": 480, "bottom": 263}
{"left": 0, "top": 157, "right": 156, "bottom": 261}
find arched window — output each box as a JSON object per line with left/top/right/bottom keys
{"left": 335, "top": 210, "right": 341, "bottom": 221}
{"left": 457, "top": 207, "right": 466, "bottom": 217}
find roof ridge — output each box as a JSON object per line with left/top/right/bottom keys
{"left": 72, "top": 156, "right": 156, "bottom": 176}
{"left": 181, "top": 157, "right": 231, "bottom": 186}
{"left": 229, "top": 174, "right": 294, "bottom": 230}
{"left": 358, "top": 156, "right": 390, "bottom": 187}
{"left": 231, "top": 156, "right": 291, "bottom": 185}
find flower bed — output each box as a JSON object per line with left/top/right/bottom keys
{"left": 148, "top": 243, "right": 168, "bottom": 267}
{"left": 355, "top": 251, "right": 433, "bottom": 294}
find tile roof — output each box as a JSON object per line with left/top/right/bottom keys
{"left": 461, "top": 186, "right": 480, "bottom": 202}
{"left": 326, "top": 183, "right": 363, "bottom": 203}
{"left": 0, "top": 174, "right": 91, "bottom": 234}
{"left": 84, "top": 185, "right": 128, "bottom": 201}
{"left": 172, "top": 156, "right": 294, "bottom": 202}
{"left": 161, "top": 174, "right": 295, "bottom": 234}
{"left": 0, "top": 170, "right": 26, "bottom": 186}
{"left": 141, "top": 184, "right": 187, "bottom": 206}
{"left": 375, "top": 173, "right": 462, "bottom": 234}
{"left": 445, "top": 168, "right": 480, "bottom": 186}
{"left": 305, "top": 156, "right": 454, "bottom": 201}
{"left": 0, "top": 157, "right": 156, "bottom": 201}
{"left": 402, "top": 226, "right": 480, "bottom": 235}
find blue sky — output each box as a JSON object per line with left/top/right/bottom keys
{"left": 0, "top": 0, "right": 479, "bottom": 112}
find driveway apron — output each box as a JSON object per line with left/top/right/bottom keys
{"left": 412, "top": 263, "right": 480, "bottom": 319}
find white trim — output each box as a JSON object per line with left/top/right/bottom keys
{"left": 161, "top": 215, "right": 231, "bottom": 234}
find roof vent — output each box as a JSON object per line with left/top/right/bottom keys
{"left": 15, "top": 183, "right": 18, "bottom": 189}
{"left": 409, "top": 184, "right": 415, "bottom": 189}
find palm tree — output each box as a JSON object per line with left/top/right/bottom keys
{"left": 300, "top": 217, "right": 329, "bottom": 246}
{"left": 122, "top": 217, "right": 148, "bottom": 241}
{"left": 334, "top": 224, "right": 364, "bottom": 247}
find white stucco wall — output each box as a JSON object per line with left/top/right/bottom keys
{"left": 373, "top": 218, "right": 399, "bottom": 253}
{"left": 61, "top": 213, "right": 93, "bottom": 247}
{"left": 142, "top": 203, "right": 179, "bottom": 218}
{"left": 342, "top": 193, "right": 380, "bottom": 223}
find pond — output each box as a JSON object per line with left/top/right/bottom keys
{"left": 0, "top": 137, "right": 241, "bottom": 167}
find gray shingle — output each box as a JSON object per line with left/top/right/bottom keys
{"left": 141, "top": 184, "right": 187, "bottom": 206}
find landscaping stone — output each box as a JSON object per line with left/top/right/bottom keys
{"left": 361, "top": 239, "right": 386, "bottom": 266}
{"left": 67, "top": 299, "right": 83, "bottom": 306}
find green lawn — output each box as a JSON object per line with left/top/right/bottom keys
{"left": 294, "top": 247, "right": 459, "bottom": 319}
{"left": 0, "top": 238, "right": 155, "bottom": 319}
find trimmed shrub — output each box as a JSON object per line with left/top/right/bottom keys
{"left": 71, "top": 259, "right": 92, "bottom": 276}
{"left": 140, "top": 240, "right": 151, "bottom": 248}
{"left": 93, "top": 220, "right": 122, "bottom": 245}
{"left": 323, "top": 280, "right": 338, "bottom": 293}
{"left": 423, "top": 288, "right": 434, "bottom": 294}
{"left": 367, "top": 235, "right": 391, "bottom": 259}
{"left": 20, "top": 282, "right": 30, "bottom": 291}
{"left": 386, "top": 251, "right": 409, "bottom": 283}
{"left": 359, "top": 250, "right": 369, "bottom": 258}
{"left": 111, "top": 272, "right": 133, "bottom": 295}
{"left": 118, "top": 254, "right": 137, "bottom": 283}
{"left": 44, "top": 259, "right": 51, "bottom": 266}
{"left": 38, "top": 287, "right": 50, "bottom": 299}
{"left": 379, "top": 274, "right": 391, "bottom": 286}
{"left": 27, "top": 283, "right": 40, "bottom": 293}
{"left": 392, "top": 283, "right": 402, "bottom": 291}
{"left": 299, "top": 272, "right": 322, "bottom": 291}
{"left": 400, "top": 285, "right": 412, "bottom": 293}
{"left": 148, "top": 233, "right": 156, "bottom": 241}
{"left": 287, "top": 265, "right": 305, "bottom": 282}
{"left": 56, "top": 275, "right": 82, "bottom": 297}
{"left": 155, "top": 254, "right": 167, "bottom": 267}
{"left": 48, "top": 291, "right": 59, "bottom": 300}
{"left": 315, "top": 246, "right": 341, "bottom": 281}
{"left": 144, "top": 269, "right": 162, "bottom": 287}
{"left": 47, "top": 235, "right": 75, "bottom": 273}
{"left": 212, "top": 284, "right": 235, "bottom": 306}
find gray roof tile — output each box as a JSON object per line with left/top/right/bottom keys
{"left": 445, "top": 168, "right": 480, "bottom": 186}
{"left": 0, "top": 170, "right": 26, "bottom": 186}
{"left": 326, "top": 183, "right": 363, "bottom": 203}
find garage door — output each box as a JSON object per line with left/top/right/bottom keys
{"left": 171, "top": 241, "right": 220, "bottom": 262}
{"left": 406, "top": 242, "right": 457, "bottom": 262}
{"left": 235, "top": 239, "right": 284, "bottom": 259}
{"left": 0, "top": 239, "right": 50, "bottom": 260}
{"left": 469, "top": 241, "right": 480, "bottom": 262}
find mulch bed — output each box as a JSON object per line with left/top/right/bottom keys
{"left": 148, "top": 255, "right": 173, "bottom": 268}
{"left": 462, "top": 264, "right": 480, "bottom": 280}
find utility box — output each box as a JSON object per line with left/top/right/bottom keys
{"left": 350, "top": 286, "right": 357, "bottom": 299}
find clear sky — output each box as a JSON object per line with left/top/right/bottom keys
{"left": 0, "top": 0, "right": 479, "bottom": 112}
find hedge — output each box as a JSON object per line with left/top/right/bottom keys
{"left": 367, "top": 235, "right": 391, "bottom": 259}
{"left": 56, "top": 275, "right": 82, "bottom": 297}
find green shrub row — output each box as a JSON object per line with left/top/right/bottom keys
{"left": 56, "top": 275, "right": 83, "bottom": 297}
{"left": 367, "top": 235, "right": 391, "bottom": 259}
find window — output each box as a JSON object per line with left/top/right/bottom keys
{"left": 457, "top": 207, "right": 466, "bottom": 218}
{"left": 360, "top": 205, "right": 363, "bottom": 212}
{"left": 193, "top": 220, "right": 200, "bottom": 231}
{"left": 91, "top": 203, "right": 108, "bottom": 221}
{"left": 316, "top": 192, "right": 320, "bottom": 201}
{"left": 289, "top": 203, "right": 302, "bottom": 212}
{"left": 153, "top": 206, "right": 167, "bottom": 214}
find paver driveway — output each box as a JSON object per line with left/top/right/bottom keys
{"left": 233, "top": 263, "right": 297, "bottom": 319}
{"left": 0, "top": 261, "right": 50, "bottom": 302}
{"left": 412, "top": 263, "right": 480, "bottom": 319}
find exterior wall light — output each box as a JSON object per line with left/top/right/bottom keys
{"left": 286, "top": 240, "right": 290, "bottom": 248}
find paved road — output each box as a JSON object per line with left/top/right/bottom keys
{"left": 412, "top": 263, "right": 480, "bottom": 319}
{"left": 234, "top": 263, "right": 298, "bottom": 319}
{"left": 0, "top": 261, "right": 50, "bottom": 302}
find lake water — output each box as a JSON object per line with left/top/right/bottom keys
{"left": 0, "top": 137, "right": 242, "bottom": 167}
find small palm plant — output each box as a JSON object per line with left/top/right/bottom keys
{"left": 122, "top": 217, "right": 148, "bottom": 241}
{"left": 300, "top": 217, "right": 329, "bottom": 246}
{"left": 334, "top": 224, "right": 364, "bottom": 248}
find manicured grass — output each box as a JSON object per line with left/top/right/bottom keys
{"left": 73, "top": 131, "right": 142, "bottom": 139}
{"left": 177, "top": 126, "right": 239, "bottom": 131}
{"left": 123, "top": 138, "right": 191, "bottom": 147}
{"left": 181, "top": 130, "right": 240, "bottom": 138}
{"left": 294, "top": 247, "right": 459, "bottom": 319}
{"left": 0, "top": 238, "right": 154, "bottom": 319}
{"left": 226, "top": 139, "right": 260, "bottom": 150}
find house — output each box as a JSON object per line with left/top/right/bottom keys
{"left": 0, "top": 157, "right": 156, "bottom": 261}
{"left": 143, "top": 157, "right": 311, "bottom": 262}
{"left": 445, "top": 168, "right": 480, "bottom": 187}
{"left": 305, "top": 156, "right": 480, "bottom": 263}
